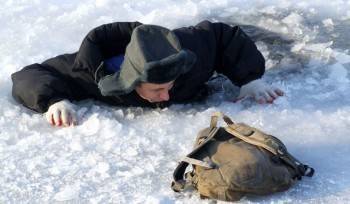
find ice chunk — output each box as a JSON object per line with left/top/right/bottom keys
{"left": 292, "top": 42, "right": 306, "bottom": 52}
{"left": 332, "top": 51, "right": 350, "bottom": 64}
{"left": 328, "top": 63, "right": 349, "bottom": 83}
{"left": 304, "top": 41, "right": 333, "bottom": 52}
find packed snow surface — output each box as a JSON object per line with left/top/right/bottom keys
{"left": 1, "top": 0, "right": 350, "bottom": 203}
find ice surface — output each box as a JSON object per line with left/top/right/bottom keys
{"left": 1, "top": 0, "right": 350, "bottom": 203}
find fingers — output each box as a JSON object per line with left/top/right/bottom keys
{"left": 51, "top": 114, "right": 55, "bottom": 126}
{"left": 275, "top": 88, "right": 284, "bottom": 96}
{"left": 44, "top": 100, "right": 78, "bottom": 127}
{"left": 45, "top": 112, "right": 53, "bottom": 125}
{"left": 45, "top": 109, "right": 77, "bottom": 127}
{"left": 257, "top": 97, "right": 265, "bottom": 104}
{"left": 63, "top": 110, "right": 78, "bottom": 126}
{"left": 267, "top": 89, "right": 278, "bottom": 100}
{"left": 257, "top": 87, "right": 285, "bottom": 104}
{"left": 255, "top": 94, "right": 266, "bottom": 104}
{"left": 256, "top": 90, "right": 280, "bottom": 104}
{"left": 70, "top": 113, "right": 78, "bottom": 126}
{"left": 267, "top": 88, "right": 285, "bottom": 103}
{"left": 263, "top": 92, "right": 274, "bottom": 103}
{"left": 237, "top": 80, "right": 285, "bottom": 104}
{"left": 235, "top": 92, "right": 269, "bottom": 104}
{"left": 52, "top": 109, "right": 62, "bottom": 126}
{"left": 233, "top": 96, "right": 246, "bottom": 103}
{"left": 61, "top": 109, "right": 71, "bottom": 127}
{"left": 253, "top": 91, "right": 269, "bottom": 104}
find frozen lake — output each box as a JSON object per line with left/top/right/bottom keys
{"left": 1, "top": 0, "right": 350, "bottom": 203}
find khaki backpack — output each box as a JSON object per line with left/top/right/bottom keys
{"left": 171, "top": 112, "right": 314, "bottom": 201}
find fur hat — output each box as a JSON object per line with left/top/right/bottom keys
{"left": 98, "top": 24, "right": 197, "bottom": 96}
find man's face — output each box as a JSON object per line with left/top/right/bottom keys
{"left": 135, "top": 81, "right": 174, "bottom": 103}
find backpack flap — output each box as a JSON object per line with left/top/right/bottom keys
{"left": 172, "top": 114, "right": 221, "bottom": 192}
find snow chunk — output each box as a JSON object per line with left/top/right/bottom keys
{"left": 96, "top": 162, "right": 110, "bottom": 174}
{"left": 282, "top": 13, "right": 303, "bottom": 25}
{"left": 260, "top": 6, "right": 276, "bottom": 15}
{"left": 78, "top": 113, "right": 100, "bottom": 136}
{"left": 322, "top": 18, "right": 334, "bottom": 28}
{"left": 125, "top": 147, "right": 138, "bottom": 157}
{"left": 53, "top": 183, "right": 80, "bottom": 201}
{"left": 95, "top": 0, "right": 110, "bottom": 7}
{"left": 70, "top": 138, "right": 83, "bottom": 151}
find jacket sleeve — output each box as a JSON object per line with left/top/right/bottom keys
{"left": 11, "top": 63, "right": 76, "bottom": 113}
{"left": 211, "top": 21, "right": 265, "bottom": 86}
{"left": 73, "top": 21, "right": 142, "bottom": 76}
{"left": 11, "top": 22, "right": 142, "bottom": 113}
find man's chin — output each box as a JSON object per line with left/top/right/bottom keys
{"left": 149, "top": 99, "right": 168, "bottom": 103}
{"left": 149, "top": 100, "right": 161, "bottom": 103}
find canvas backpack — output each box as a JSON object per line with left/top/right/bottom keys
{"left": 171, "top": 112, "right": 314, "bottom": 201}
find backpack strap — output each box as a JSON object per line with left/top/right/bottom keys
{"left": 221, "top": 113, "right": 314, "bottom": 179}
{"left": 172, "top": 114, "right": 221, "bottom": 192}
{"left": 181, "top": 156, "right": 215, "bottom": 169}
{"left": 210, "top": 111, "right": 221, "bottom": 129}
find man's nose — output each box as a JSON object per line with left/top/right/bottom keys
{"left": 159, "top": 90, "right": 170, "bottom": 101}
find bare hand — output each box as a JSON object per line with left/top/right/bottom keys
{"left": 236, "top": 79, "right": 284, "bottom": 104}
{"left": 45, "top": 100, "right": 78, "bottom": 127}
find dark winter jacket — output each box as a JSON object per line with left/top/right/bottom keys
{"left": 11, "top": 20, "right": 265, "bottom": 113}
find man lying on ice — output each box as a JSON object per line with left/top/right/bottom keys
{"left": 11, "top": 20, "right": 284, "bottom": 127}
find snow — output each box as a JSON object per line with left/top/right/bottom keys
{"left": 53, "top": 183, "right": 81, "bottom": 201}
{"left": 1, "top": 0, "right": 350, "bottom": 203}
